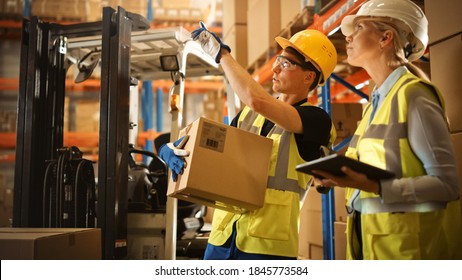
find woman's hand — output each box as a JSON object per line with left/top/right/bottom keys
{"left": 313, "top": 166, "right": 380, "bottom": 194}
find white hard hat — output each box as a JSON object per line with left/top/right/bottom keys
{"left": 340, "top": 0, "right": 428, "bottom": 61}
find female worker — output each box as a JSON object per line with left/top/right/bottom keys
{"left": 313, "top": 0, "right": 462, "bottom": 259}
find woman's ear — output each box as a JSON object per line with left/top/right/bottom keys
{"left": 380, "top": 30, "right": 394, "bottom": 47}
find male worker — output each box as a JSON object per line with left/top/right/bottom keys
{"left": 159, "top": 22, "right": 337, "bottom": 259}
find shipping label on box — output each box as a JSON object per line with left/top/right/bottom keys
{"left": 334, "top": 221, "right": 347, "bottom": 260}
{"left": 167, "top": 117, "right": 273, "bottom": 213}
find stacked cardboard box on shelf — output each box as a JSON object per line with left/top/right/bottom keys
{"left": 298, "top": 186, "right": 348, "bottom": 260}
{"left": 426, "top": 0, "right": 462, "bottom": 220}
{"left": 0, "top": 0, "right": 24, "bottom": 18}
{"left": 331, "top": 102, "right": 363, "bottom": 155}
{"left": 426, "top": 0, "right": 462, "bottom": 135}
{"left": 202, "top": 91, "right": 225, "bottom": 123}
{"left": 246, "top": 0, "right": 281, "bottom": 69}
{"left": 75, "top": 100, "right": 100, "bottom": 133}
{"left": 30, "top": 0, "right": 202, "bottom": 23}
{"left": 298, "top": 102, "right": 362, "bottom": 260}
{"left": 0, "top": 174, "right": 13, "bottom": 228}
{"left": 0, "top": 110, "right": 16, "bottom": 132}
{"left": 0, "top": 228, "right": 101, "bottom": 259}
{"left": 87, "top": 0, "right": 150, "bottom": 22}
{"left": 31, "top": 0, "right": 86, "bottom": 21}
{"left": 246, "top": 0, "right": 314, "bottom": 72}
{"left": 222, "top": 0, "right": 248, "bottom": 67}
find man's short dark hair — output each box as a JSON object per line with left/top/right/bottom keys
{"left": 285, "top": 47, "right": 321, "bottom": 91}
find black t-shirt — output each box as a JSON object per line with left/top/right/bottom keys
{"left": 230, "top": 99, "right": 332, "bottom": 162}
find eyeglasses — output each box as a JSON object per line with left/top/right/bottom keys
{"left": 272, "top": 55, "right": 303, "bottom": 71}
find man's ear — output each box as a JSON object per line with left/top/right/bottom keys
{"left": 305, "top": 71, "right": 316, "bottom": 84}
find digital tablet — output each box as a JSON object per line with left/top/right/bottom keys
{"left": 296, "top": 153, "right": 395, "bottom": 180}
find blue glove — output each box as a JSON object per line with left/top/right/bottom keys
{"left": 158, "top": 136, "right": 190, "bottom": 182}
{"left": 191, "top": 21, "right": 231, "bottom": 63}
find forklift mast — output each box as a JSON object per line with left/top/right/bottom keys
{"left": 13, "top": 6, "right": 231, "bottom": 259}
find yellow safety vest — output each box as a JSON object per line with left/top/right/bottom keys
{"left": 208, "top": 103, "right": 335, "bottom": 257}
{"left": 344, "top": 71, "right": 462, "bottom": 259}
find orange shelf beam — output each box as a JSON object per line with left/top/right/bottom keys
{"left": 251, "top": 55, "right": 278, "bottom": 88}
{"left": 1, "top": 77, "right": 224, "bottom": 94}
{"left": 0, "top": 78, "right": 19, "bottom": 91}
{"left": 1, "top": 131, "right": 162, "bottom": 149}
{"left": 309, "top": 0, "right": 366, "bottom": 35}
{"left": 0, "top": 20, "right": 22, "bottom": 29}
{"left": 0, "top": 78, "right": 102, "bottom": 92}
{"left": 152, "top": 79, "right": 224, "bottom": 93}
{"left": 151, "top": 22, "right": 221, "bottom": 34}
{"left": 0, "top": 130, "right": 163, "bottom": 163}
{"left": 0, "top": 132, "right": 16, "bottom": 149}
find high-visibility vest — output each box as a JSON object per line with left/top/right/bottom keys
{"left": 208, "top": 103, "right": 335, "bottom": 257}
{"left": 344, "top": 71, "right": 462, "bottom": 259}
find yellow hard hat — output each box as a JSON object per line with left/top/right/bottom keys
{"left": 275, "top": 29, "right": 337, "bottom": 86}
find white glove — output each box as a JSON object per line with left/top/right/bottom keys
{"left": 191, "top": 21, "right": 231, "bottom": 63}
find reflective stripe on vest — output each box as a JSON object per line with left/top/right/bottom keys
{"left": 237, "top": 106, "right": 306, "bottom": 197}
{"left": 363, "top": 80, "right": 409, "bottom": 178}
{"left": 347, "top": 73, "right": 448, "bottom": 213}
{"left": 361, "top": 197, "right": 447, "bottom": 214}
{"left": 266, "top": 125, "right": 303, "bottom": 195}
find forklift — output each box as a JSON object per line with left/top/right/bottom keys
{"left": 13, "top": 6, "right": 236, "bottom": 260}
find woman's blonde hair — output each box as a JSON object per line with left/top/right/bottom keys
{"left": 359, "top": 17, "right": 430, "bottom": 81}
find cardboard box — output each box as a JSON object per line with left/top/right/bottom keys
{"left": 331, "top": 102, "right": 363, "bottom": 139}
{"left": 247, "top": 0, "right": 281, "bottom": 65}
{"left": 0, "top": 206, "right": 13, "bottom": 227}
{"left": 167, "top": 117, "right": 273, "bottom": 213}
{"left": 299, "top": 185, "right": 348, "bottom": 259}
{"left": 280, "top": 0, "right": 303, "bottom": 31}
{"left": 222, "top": 0, "right": 248, "bottom": 35}
{"left": 0, "top": 228, "right": 101, "bottom": 259}
{"left": 429, "top": 35, "right": 462, "bottom": 133}
{"left": 334, "top": 187, "right": 347, "bottom": 222}
{"left": 223, "top": 24, "right": 248, "bottom": 68}
{"left": 298, "top": 187, "right": 323, "bottom": 259}
{"left": 331, "top": 102, "right": 363, "bottom": 154}
{"left": 334, "top": 221, "right": 347, "bottom": 260}
{"left": 451, "top": 133, "right": 462, "bottom": 220}
{"left": 127, "top": 213, "right": 166, "bottom": 259}
{"left": 75, "top": 100, "right": 100, "bottom": 132}
{"left": 425, "top": 0, "right": 462, "bottom": 45}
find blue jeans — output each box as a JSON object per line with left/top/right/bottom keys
{"left": 203, "top": 223, "right": 296, "bottom": 260}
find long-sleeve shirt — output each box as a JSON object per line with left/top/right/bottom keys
{"left": 372, "top": 66, "right": 460, "bottom": 204}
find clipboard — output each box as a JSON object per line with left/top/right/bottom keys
{"left": 296, "top": 153, "right": 395, "bottom": 180}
